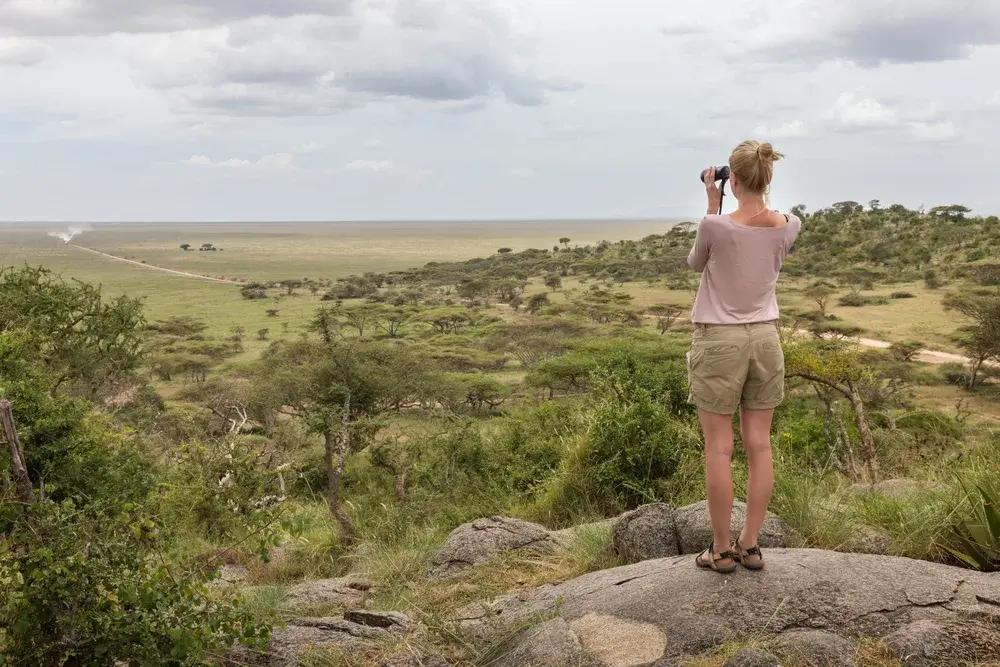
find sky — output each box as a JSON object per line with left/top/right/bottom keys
{"left": 1, "top": 0, "right": 999, "bottom": 222}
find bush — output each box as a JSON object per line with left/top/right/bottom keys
{"left": 889, "top": 340, "right": 923, "bottom": 362}
{"left": 0, "top": 498, "right": 270, "bottom": 665}
{"left": 838, "top": 292, "right": 868, "bottom": 307}
{"left": 924, "top": 269, "right": 944, "bottom": 289}
{"left": 890, "top": 291, "right": 915, "bottom": 299}
{"left": 584, "top": 352, "right": 699, "bottom": 508}
{"left": 160, "top": 438, "right": 287, "bottom": 545}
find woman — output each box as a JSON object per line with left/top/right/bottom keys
{"left": 687, "top": 140, "right": 801, "bottom": 573}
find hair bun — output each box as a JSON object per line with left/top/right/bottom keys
{"left": 757, "top": 142, "right": 783, "bottom": 164}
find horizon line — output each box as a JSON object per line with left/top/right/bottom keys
{"left": 1, "top": 216, "right": 692, "bottom": 225}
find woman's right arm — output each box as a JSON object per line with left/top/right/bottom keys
{"left": 687, "top": 217, "right": 711, "bottom": 272}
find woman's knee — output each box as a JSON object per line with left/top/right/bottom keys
{"left": 743, "top": 436, "right": 773, "bottom": 457}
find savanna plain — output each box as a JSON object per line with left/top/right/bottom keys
{"left": 2, "top": 202, "right": 1000, "bottom": 667}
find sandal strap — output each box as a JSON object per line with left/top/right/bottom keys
{"left": 737, "top": 540, "right": 762, "bottom": 557}
{"left": 707, "top": 542, "right": 734, "bottom": 562}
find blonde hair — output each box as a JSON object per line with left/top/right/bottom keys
{"left": 729, "top": 140, "right": 784, "bottom": 194}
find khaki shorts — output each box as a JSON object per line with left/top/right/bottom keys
{"left": 686, "top": 322, "right": 785, "bottom": 415}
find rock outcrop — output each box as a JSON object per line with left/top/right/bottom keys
{"left": 429, "top": 516, "right": 555, "bottom": 579}
{"left": 457, "top": 549, "right": 1000, "bottom": 666}
{"left": 672, "top": 501, "right": 792, "bottom": 556}
{"left": 228, "top": 616, "right": 391, "bottom": 666}
{"left": 283, "top": 576, "right": 373, "bottom": 612}
{"left": 773, "top": 629, "right": 854, "bottom": 667}
{"left": 612, "top": 502, "right": 793, "bottom": 564}
{"left": 723, "top": 648, "right": 780, "bottom": 667}
{"left": 612, "top": 504, "right": 679, "bottom": 562}
{"left": 884, "top": 619, "right": 1000, "bottom": 667}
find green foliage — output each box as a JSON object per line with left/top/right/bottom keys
{"left": 889, "top": 340, "right": 923, "bottom": 362}
{"left": 0, "top": 333, "right": 152, "bottom": 512}
{"left": 583, "top": 351, "right": 698, "bottom": 508}
{"left": 146, "top": 316, "right": 208, "bottom": 337}
{"left": 0, "top": 498, "right": 270, "bottom": 665}
{"left": 947, "top": 479, "right": 1000, "bottom": 572}
{"left": 482, "top": 400, "right": 581, "bottom": 495}
{"left": 0, "top": 265, "right": 145, "bottom": 397}
{"left": 160, "top": 438, "right": 287, "bottom": 550}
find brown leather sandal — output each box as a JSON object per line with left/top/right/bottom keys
{"left": 735, "top": 539, "right": 764, "bottom": 570}
{"left": 696, "top": 541, "right": 737, "bottom": 574}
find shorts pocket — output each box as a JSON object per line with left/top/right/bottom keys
{"left": 746, "top": 340, "right": 785, "bottom": 407}
{"left": 688, "top": 342, "right": 743, "bottom": 410}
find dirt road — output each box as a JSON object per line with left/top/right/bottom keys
{"left": 852, "top": 336, "right": 971, "bottom": 366}
{"left": 68, "top": 244, "right": 246, "bottom": 285}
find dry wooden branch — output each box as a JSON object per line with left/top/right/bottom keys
{"left": 1, "top": 398, "right": 34, "bottom": 505}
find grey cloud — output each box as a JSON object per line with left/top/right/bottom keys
{"left": 122, "top": 2, "right": 573, "bottom": 116}
{"left": 740, "top": 1, "right": 1000, "bottom": 67}
{"left": 0, "top": 0, "right": 355, "bottom": 36}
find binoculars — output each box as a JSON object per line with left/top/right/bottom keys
{"left": 700, "top": 166, "right": 731, "bottom": 183}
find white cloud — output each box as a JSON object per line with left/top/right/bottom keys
{"left": 338, "top": 159, "right": 431, "bottom": 180}
{"left": 0, "top": 37, "right": 52, "bottom": 67}
{"left": 827, "top": 93, "right": 898, "bottom": 130}
{"left": 908, "top": 121, "right": 960, "bottom": 142}
{"left": 296, "top": 141, "right": 320, "bottom": 154}
{"left": 751, "top": 120, "right": 805, "bottom": 139}
{"left": 988, "top": 91, "right": 1000, "bottom": 109}
{"left": 364, "top": 139, "right": 384, "bottom": 150}
{"left": 511, "top": 167, "right": 536, "bottom": 179}
{"left": 182, "top": 153, "right": 293, "bottom": 168}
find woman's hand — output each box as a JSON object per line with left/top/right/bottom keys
{"left": 704, "top": 167, "right": 722, "bottom": 215}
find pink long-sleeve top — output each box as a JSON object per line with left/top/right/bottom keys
{"left": 687, "top": 213, "right": 802, "bottom": 324}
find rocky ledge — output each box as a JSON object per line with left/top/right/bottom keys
{"left": 457, "top": 548, "right": 1000, "bottom": 666}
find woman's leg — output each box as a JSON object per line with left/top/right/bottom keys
{"left": 739, "top": 407, "right": 775, "bottom": 547}
{"left": 699, "top": 408, "right": 736, "bottom": 559}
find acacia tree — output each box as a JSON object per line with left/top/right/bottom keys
{"left": 784, "top": 341, "right": 881, "bottom": 480}
{"left": 804, "top": 281, "right": 837, "bottom": 318}
{"left": 258, "top": 340, "right": 439, "bottom": 540}
{"left": 943, "top": 291, "right": 1000, "bottom": 388}
{"left": 0, "top": 266, "right": 145, "bottom": 399}
{"left": 648, "top": 304, "right": 684, "bottom": 334}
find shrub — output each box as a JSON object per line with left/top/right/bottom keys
{"left": 160, "top": 438, "right": 287, "bottom": 545}
{"left": 890, "top": 291, "right": 915, "bottom": 299}
{"left": 838, "top": 293, "right": 868, "bottom": 307}
{"left": 0, "top": 498, "right": 270, "bottom": 665}
{"left": 889, "top": 340, "right": 923, "bottom": 362}
{"left": 584, "top": 352, "right": 699, "bottom": 508}
{"left": 947, "top": 474, "right": 1000, "bottom": 572}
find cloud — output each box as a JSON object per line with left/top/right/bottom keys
{"left": 735, "top": 0, "right": 1000, "bottom": 67}
{"left": 0, "top": 0, "right": 354, "bottom": 35}
{"left": 338, "top": 159, "right": 431, "bottom": 179}
{"left": 660, "top": 22, "right": 709, "bottom": 37}
{"left": 0, "top": 37, "right": 52, "bottom": 66}
{"left": 104, "top": 1, "right": 571, "bottom": 117}
{"left": 751, "top": 120, "right": 806, "bottom": 139}
{"left": 297, "top": 141, "right": 320, "bottom": 154}
{"left": 988, "top": 91, "right": 1000, "bottom": 109}
{"left": 510, "top": 167, "right": 536, "bottom": 179}
{"left": 827, "top": 93, "right": 898, "bottom": 131}
{"left": 907, "top": 121, "right": 960, "bottom": 142}
{"left": 182, "top": 153, "right": 293, "bottom": 168}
